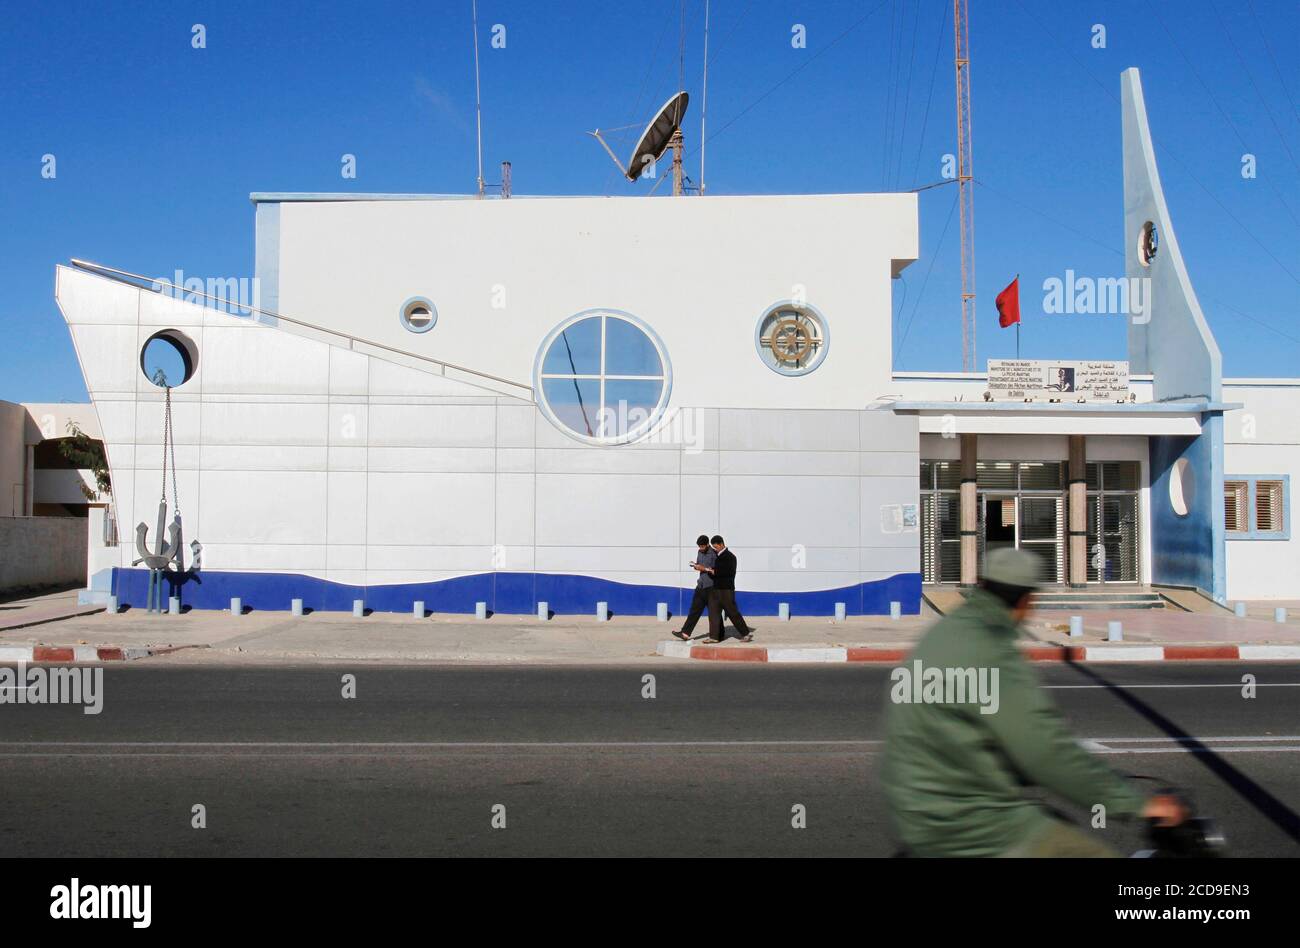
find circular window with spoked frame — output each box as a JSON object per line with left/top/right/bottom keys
{"left": 754, "top": 301, "right": 829, "bottom": 376}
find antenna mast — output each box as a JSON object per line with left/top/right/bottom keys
{"left": 472, "top": 0, "right": 485, "bottom": 198}
{"left": 953, "top": 0, "right": 975, "bottom": 369}
{"left": 700, "top": 0, "right": 709, "bottom": 195}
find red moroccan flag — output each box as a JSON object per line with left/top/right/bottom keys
{"left": 996, "top": 276, "right": 1021, "bottom": 328}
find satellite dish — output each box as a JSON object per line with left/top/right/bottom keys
{"left": 625, "top": 91, "right": 689, "bottom": 182}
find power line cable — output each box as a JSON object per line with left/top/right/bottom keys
{"left": 1208, "top": 0, "right": 1300, "bottom": 177}
{"left": 895, "top": 190, "right": 959, "bottom": 364}
{"left": 909, "top": 0, "right": 949, "bottom": 190}
{"left": 976, "top": 181, "right": 1300, "bottom": 348}
{"left": 604, "top": 9, "right": 676, "bottom": 195}
{"left": 1245, "top": 0, "right": 1300, "bottom": 126}
{"left": 891, "top": 0, "right": 923, "bottom": 189}
{"left": 1150, "top": 4, "right": 1299, "bottom": 227}
{"left": 688, "top": 0, "right": 892, "bottom": 161}
{"left": 1011, "top": 0, "right": 1300, "bottom": 286}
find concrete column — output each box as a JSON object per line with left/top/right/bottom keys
{"left": 1068, "top": 435, "right": 1087, "bottom": 588}
{"left": 959, "top": 433, "right": 978, "bottom": 586}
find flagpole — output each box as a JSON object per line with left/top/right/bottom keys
{"left": 1016, "top": 322, "right": 1020, "bottom": 360}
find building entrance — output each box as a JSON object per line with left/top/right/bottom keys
{"left": 922, "top": 459, "right": 1138, "bottom": 585}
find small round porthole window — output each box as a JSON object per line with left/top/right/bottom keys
{"left": 755, "top": 302, "right": 829, "bottom": 376}
{"left": 399, "top": 296, "right": 437, "bottom": 333}
{"left": 140, "top": 329, "right": 197, "bottom": 388}
{"left": 534, "top": 310, "right": 671, "bottom": 445}
{"left": 1138, "top": 220, "right": 1159, "bottom": 268}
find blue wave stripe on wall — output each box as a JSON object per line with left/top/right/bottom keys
{"left": 110, "top": 569, "right": 922, "bottom": 617}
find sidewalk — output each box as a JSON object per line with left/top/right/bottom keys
{"left": 0, "top": 588, "right": 103, "bottom": 633}
{"left": 0, "top": 597, "right": 1297, "bottom": 664}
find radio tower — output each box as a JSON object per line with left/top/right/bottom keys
{"left": 953, "top": 0, "right": 976, "bottom": 370}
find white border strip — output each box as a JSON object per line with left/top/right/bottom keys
{"left": 1083, "top": 646, "right": 1166, "bottom": 662}
{"left": 767, "top": 647, "right": 847, "bottom": 663}
{"left": 1238, "top": 645, "right": 1300, "bottom": 660}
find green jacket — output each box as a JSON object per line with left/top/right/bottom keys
{"left": 881, "top": 589, "right": 1146, "bottom": 856}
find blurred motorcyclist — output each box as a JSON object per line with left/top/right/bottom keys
{"left": 882, "top": 548, "right": 1186, "bottom": 857}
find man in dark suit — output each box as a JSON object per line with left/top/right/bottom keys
{"left": 672, "top": 535, "right": 715, "bottom": 641}
{"left": 705, "top": 535, "right": 753, "bottom": 643}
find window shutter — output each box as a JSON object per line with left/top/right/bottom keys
{"left": 1256, "top": 480, "right": 1284, "bottom": 533}
{"left": 1224, "top": 481, "right": 1248, "bottom": 533}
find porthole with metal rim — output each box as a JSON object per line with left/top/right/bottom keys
{"left": 399, "top": 296, "right": 437, "bottom": 333}
{"left": 755, "top": 301, "right": 829, "bottom": 376}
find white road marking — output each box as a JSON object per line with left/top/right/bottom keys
{"left": 1088, "top": 746, "right": 1300, "bottom": 755}
{"left": 1045, "top": 683, "right": 1300, "bottom": 689}
{"left": 1085, "top": 735, "right": 1300, "bottom": 743}
{"left": 0, "top": 736, "right": 1298, "bottom": 758}
{"left": 0, "top": 739, "right": 882, "bottom": 750}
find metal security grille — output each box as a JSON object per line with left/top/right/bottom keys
{"left": 1224, "top": 480, "right": 1249, "bottom": 534}
{"left": 1086, "top": 462, "right": 1141, "bottom": 583}
{"left": 921, "top": 491, "right": 962, "bottom": 583}
{"left": 1256, "top": 480, "right": 1284, "bottom": 533}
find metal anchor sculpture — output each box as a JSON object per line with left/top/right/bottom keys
{"left": 133, "top": 384, "right": 201, "bottom": 613}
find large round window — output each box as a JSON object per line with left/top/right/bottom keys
{"left": 755, "top": 302, "right": 828, "bottom": 376}
{"left": 140, "top": 329, "right": 197, "bottom": 388}
{"left": 534, "top": 310, "right": 670, "bottom": 445}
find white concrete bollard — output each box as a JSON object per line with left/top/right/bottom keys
{"left": 890, "top": 601, "right": 902, "bottom": 621}
{"left": 778, "top": 602, "right": 790, "bottom": 621}
{"left": 1233, "top": 602, "right": 1247, "bottom": 618}
{"left": 1069, "top": 615, "right": 1084, "bottom": 638}
{"left": 1107, "top": 620, "right": 1123, "bottom": 642}
{"left": 231, "top": 597, "right": 242, "bottom": 616}
{"left": 292, "top": 598, "right": 304, "bottom": 616}
{"left": 834, "top": 602, "right": 847, "bottom": 623}
{"left": 596, "top": 601, "right": 609, "bottom": 622}
{"left": 656, "top": 602, "right": 668, "bottom": 622}
{"left": 353, "top": 599, "right": 365, "bottom": 617}
{"left": 537, "top": 601, "right": 549, "bottom": 621}
{"left": 475, "top": 601, "right": 488, "bottom": 620}
{"left": 168, "top": 597, "right": 180, "bottom": 615}
{"left": 1276, "top": 607, "right": 1288, "bottom": 624}
{"left": 413, "top": 600, "right": 425, "bottom": 618}
{"left": 107, "top": 595, "right": 119, "bottom": 614}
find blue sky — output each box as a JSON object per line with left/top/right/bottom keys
{"left": 2, "top": 0, "right": 1297, "bottom": 403}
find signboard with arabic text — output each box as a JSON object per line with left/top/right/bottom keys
{"left": 986, "top": 360, "right": 1130, "bottom": 402}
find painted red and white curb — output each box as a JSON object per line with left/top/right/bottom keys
{"left": 0, "top": 645, "right": 180, "bottom": 663}
{"left": 656, "top": 641, "right": 1300, "bottom": 663}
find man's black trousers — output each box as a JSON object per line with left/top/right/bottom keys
{"left": 707, "top": 588, "right": 750, "bottom": 638}
{"left": 679, "top": 586, "right": 711, "bottom": 635}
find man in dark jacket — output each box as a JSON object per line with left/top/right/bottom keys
{"left": 705, "top": 535, "right": 753, "bottom": 643}
{"left": 882, "top": 548, "right": 1185, "bottom": 856}
{"left": 672, "top": 535, "right": 715, "bottom": 640}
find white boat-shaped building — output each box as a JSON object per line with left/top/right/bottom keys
{"left": 55, "top": 69, "right": 1299, "bottom": 615}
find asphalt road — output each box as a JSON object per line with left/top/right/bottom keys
{"left": 0, "top": 661, "right": 1297, "bottom": 857}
